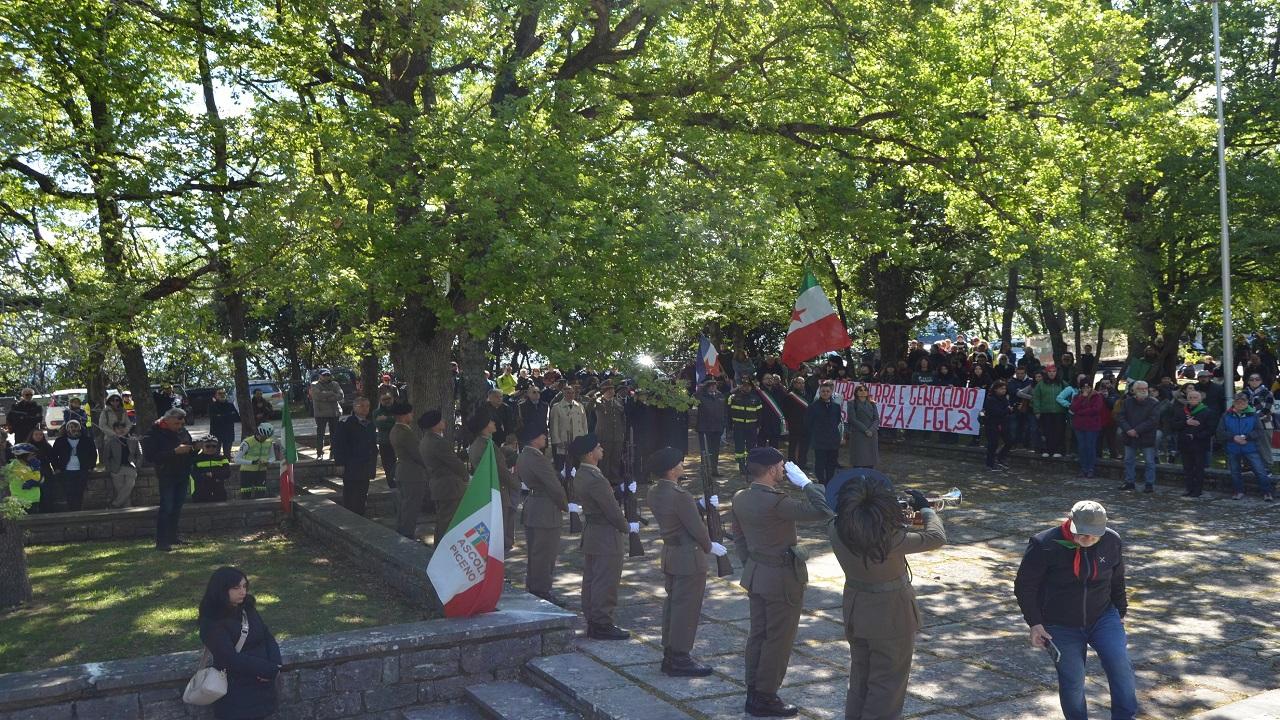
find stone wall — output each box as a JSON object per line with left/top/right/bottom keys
{"left": 17, "top": 498, "right": 286, "bottom": 545}
{"left": 0, "top": 594, "right": 576, "bottom": 720}
{"left": 67, "top": 460, "right": 337, "bottom": 511}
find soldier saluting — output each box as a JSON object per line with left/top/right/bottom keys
{"left": 572, "top": 433, "right": 635, "bottom": 640}
{"left": 731, "top": 447, "right": 833, "bottom": 717}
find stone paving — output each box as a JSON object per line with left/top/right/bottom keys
{"left": 500, "top": 444, "right": 1280, "bottom": 720}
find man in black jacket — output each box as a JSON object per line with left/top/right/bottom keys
{"left": 1014, "top": 501, "right": 1137, "bottom": 720}
{"left": 333, "top": 397, "right": 378, "bottom": 516}
{"left": 142, "top": 408, "right": 195, "bottom": 551}
{"left": 6, "top": 388, "right": 43, "bottom": 443}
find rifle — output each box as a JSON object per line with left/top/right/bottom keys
{"left": 562, "top": 457, "right": 582, "bottom": 534}
{"left": 700, "top": 445, "right": 734, "bottom": 577}
{"left": 622, "top": 427, "right": 645, "bottom": 557}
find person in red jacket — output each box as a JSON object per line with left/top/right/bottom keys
{"left": 1070, "top": 382, "right": 1107, "bottom": 478}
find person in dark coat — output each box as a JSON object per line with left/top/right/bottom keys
{"left": 695, "top": 380, "right": 728, "bottom": 475}
{"left": 27, "top": 428, "right": 58, "bottom": 512}
{"left": 807, "top": 381, "right": 843, "bottom": 484}
{"left": 142, "top": 408, "right": 195, "bottom": 551}
{"left": 982, "top": 381, "right": 1014, "bottom": 471}
{"left": 333, "top": 397, "right": 379, "bottom": 516}
{"left": 207, "top": 389, "right": 239, "bottom": 458}
{"left": 5, "top": 388, "right": 43, "bottom": 445}
{"left": 197, "top": 567, "right": 281, "bottom": 720}
{"left": 51, "top": 420, "right": 97, "bottom": 511}
{"left": 782, "top": 376, "right": 811, "bottom": 470}
{"left": 1172, "top": 388, "right": 1217, "bottom": 498}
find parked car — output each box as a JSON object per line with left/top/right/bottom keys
{"left": 0, "top": 396, "right": 15, "bottom": 418}
{"left": 44, "top": 389, "right": 90, "bottom": 433}
{"left": 241, "top": 380, "right": 286, "bottom": 419}
{"left": 185, "top": 387, "right": 220, "bottom": 418}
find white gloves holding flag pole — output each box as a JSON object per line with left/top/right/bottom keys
{"left": 567, "top": 503, "right": 582, "bottom": 514}
{"left": 698, "top": 494, "right": 719, "bottom": 509}
{"left": 784, "top": 461, "right": 812, "bottom": 488}
{"left": 628, "top": 522, "right": 640, "bottom": 533}
{"left": 618, "top": 481, "right": 637, "bottom": 494}
{"left": 709, "top": 542, "right": 727, "bottom": 557}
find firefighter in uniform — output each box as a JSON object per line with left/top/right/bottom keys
{"left": 646, "top": 446, "right": 729, "bottom": 676}
{"left": 729, "top": 379, "right": 763, "bottom": 474}
{"left": 731, "top": 447, "right": 833, "bottom": 717}
{"left": 571, "top": 433, "right": 633, "bottom": 640}
{"left": 516, "top": 423, "right": 572, "bottom": 606}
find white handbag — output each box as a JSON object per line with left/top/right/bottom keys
{"left": 183, "top": 611, "right": 249, "bottom": 705}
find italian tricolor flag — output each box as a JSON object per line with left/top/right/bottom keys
{"left": 426, "top": 438, "right": 505, "bottom": 617}
{"left": 279, "top": 395, "right": 297, "bottom": 514}
{"left": 781, "top": 271, "right": 851, "bottom": 369}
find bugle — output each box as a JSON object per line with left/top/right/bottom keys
{"left": 899, "top": 487, "right": 962, "bottom": 526}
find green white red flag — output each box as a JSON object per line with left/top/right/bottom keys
{"left": 279, "top": 396, "right": 297, "bottom": 514}
{"left": 781, "top": 271, "right": 851, "bottom": 369}
{"left": 426, "top": 438, "right": 504, "bottom": 617}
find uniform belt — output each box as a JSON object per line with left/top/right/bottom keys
{"left": 748, "top": 549, "right": 794, "bottom": 567}
{"left": 844, "top": 575, "right": 910, "bottom": 593}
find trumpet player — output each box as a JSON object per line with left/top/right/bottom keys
{"left": 829, "top": 470, "right": 945, "bottom": 720}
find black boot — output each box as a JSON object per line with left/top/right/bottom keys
{"left": 587, "top": 624, "right": 630, "bottom": 641}
{"left": 661, "top": 651, "right": 713, "bottom": 677}
{"left": 745, "top": 691, "right": 799, "bottom": 718}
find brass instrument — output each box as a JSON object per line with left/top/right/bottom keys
{"left": 900, "top": 487, "right": 962, "bottom": 526}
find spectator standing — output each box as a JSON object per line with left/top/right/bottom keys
{"left": 6, "top": 388, "right": 43, "bottom": 443}
{"left": 1078, "top": 344, "right": 1098, "bottom": 381}
{"left": 782, "top": 376, "right": 811, "bottom": 470}
{"left": 250, "top": 389, "right": 272, "bottom": 426}
{"left": 207, "top": 389, "right": 238, "bottom": 458}
{"left": 309, "top": 369, "right": 345, "bottom": 459}
{"left": 983, "top": 381, "right": 1014, "bottom": 471}
{"left": 1007, "top": 366, "right": 1034, "bottom": 449}
{"left": 1014, "top": 501, "right": 1137, "bottom": 720}
{"left": 234, "top": 424, "right": 283, "bottom": 499}
{"left": 1172, "top": 388, "right": 1217, "bottom": 498}
{"left": 333, "top": 397, "right": 378, "bottom": 516}
{"left": 1216, "top": 392, "right": 1274, "bottom": 501}
{"left": 847, "top": 384, "right": 879, "bottom": 469}
{"left": 97, "top": 394, "right": 128, "bottom": 445}
{"left": 695, "top": 379, "right": 728, "bottom": 474}
{"left": 376, "top": 373, "right": 399, "bottom": 402}
{"left": 1098, "top": 378, "right": 1122, "bottom": 460}
{"left": 153, "top": 384, "right": 180, "bottom": 416}
{"left": 62, "top": 396, "right": 89, "bottom": 431}
{"left": 807, "top": 381, "right": 843, "bottom": 484}
{"left": 51, "top": 420, "right": 96, "bottom": 511}
{"left": 756, "top": 375, "right": 787, "bottom": 450}
{"left": 27, "top": 428, "right": 57, "bottom": 512}
{"left": 142, "top": 408, "right": 194, "bottom": 551}
{"left": 101, "top": 421, "right": 141, "bottom": 508}
{"left": 1242, "top": 373, "right": 1274, "bottom": 425}
{"left": 496, "top": 365, "right": 518, "bottom": 396}
{"left": 729, "top": 379, "right": 763, "bottom": 474}
{"left": 1115, "top": 381, "right": 1160, "bottom": 493}
{"left": 197, "top": 567, "right": 282, "bottom": 720}
{"left": 548, "top": 384, "right": 589, "bottom": 472}
{"left": 517, "top": 383, "right": 551, "bottom": 436}
{"left": 1032, "top": 366, "right": 1067, "bottom": 457}
{"left": 1070, "top": 383, "right": 1107, "bottom": 478}
{"left": 372, "top": 394, "right": 399, "bottom": 486}
{"left": 732, "top": 348, "right": 756, "bottom": 383}
{"left": 477, "top": 389, "right": 515, "bottom": 447}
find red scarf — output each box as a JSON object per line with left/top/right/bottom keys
{"left": 1057, "top": 519, "right": 1099, "bottom": 580}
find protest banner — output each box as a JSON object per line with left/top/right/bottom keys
{"left": 832, "top": 380, "right": 986, "bottom": 436}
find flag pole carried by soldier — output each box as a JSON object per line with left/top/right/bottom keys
{"left": 646, "top": 446, "right": 728, "bottom": 678}
{"left": 731, "top": 447, "right": 833, "bottom": 718}
{"left": 621, "top": 425, "right": 645, "bottom": 557}
{"left": 571, "top": 433, "right": 634, "bottom": 641}
{"left": 698, "top": 442, "right": 734, "bottom": 578}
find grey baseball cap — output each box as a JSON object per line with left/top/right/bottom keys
{"left": 1070, "top": 500, "right": 1107, "bottom": 536}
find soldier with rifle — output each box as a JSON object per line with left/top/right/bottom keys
{"left": 646, "top": 447, "right": 728, "bottom": 677}
{"left": 698, "top": 442, "right": 735, "bottom": 579}
{"left": 619, "top": 426, "right": 645, "bottom": 557}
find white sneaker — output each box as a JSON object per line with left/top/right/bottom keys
{"left": 1052, "top": 453, "right": 1063, "bottom": 458}
{"left": 1041, "top": 453, "right": 1050, "bottom": 458}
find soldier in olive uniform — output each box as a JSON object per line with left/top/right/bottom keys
{"left": 591, "top": 381, "right": 627, "bottom": 481}
{"left": 571, "top": 433, "right": 634, "bottom": 640}
{"left": 419, "top": 409, "right": 469, "bottom": 547}
{"left": 646, "top": 447, "right": 729, "bottom": 677}
{"left": 516, "top": 424, "right": 572, "bottom": 606}
{"left": 731, "top": 446, "right": 833, "bottom": 717}
{"left": 388, "top": 403, "right": 426, "bottom": 539}
{"left": 466, "top": 411, "right": 521, "bottom": 553}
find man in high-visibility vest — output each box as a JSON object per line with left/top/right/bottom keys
{"left": 234, "top": 423, "right": 283, "bottom": 499}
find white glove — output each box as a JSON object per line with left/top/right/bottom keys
{"left": 698, "top": 494, "right": 720, "bottom": 509}
{"left": 709, "top": 542, "right": 727, "bottom": 557}
{"left": 520, "top": 482, "right": 530, "bottom": 492}
{"left": 784, "top": 461, "right": 811, "bottom": 488}
{"left": 628, "top": 522, "right": 640, "bottom": 533}
{"left": 567, "top": 503, "right": 582, "bottom": 514}
{"left": 569, "top": 467, "right": 577, "bottom": 477}
{"left": 627, "top": 481, "right": 637, "bottom": 494}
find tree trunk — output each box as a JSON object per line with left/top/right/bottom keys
{"left": 395, "top": 298, "right": 457, "bottom": 439}
{"left": 1001, "top": 265, "right": 1018, "bottom": 354}
{"left": 457, "top": 330, "right": 489, "bottom": 421}
{"left": 1072, "top": 308, "right": 1082, "bottom": 358}
{"left": 0, "top": 518, "right": 32, "bottom": 609}
{"left": 870, "top": 253, "right": 913, "bottom": 366}
{"left": 1096, "top": 324, "right": 1106, "bottom": 359}
{"left": 119, "top": 340, "right": 155, "bottom": 431}
{"left": 225, "top": 291, "right": 253, "bottom": 440}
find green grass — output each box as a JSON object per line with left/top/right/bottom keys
{"left": 0, "top": 531, "right": 431, "bottom": 674}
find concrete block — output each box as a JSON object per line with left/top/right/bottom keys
{"left": 73, "top": 694, "right": 141, "bottom": 720}
{"left": 460, "top": 634, "right": 540, "bottom": 674}
{"left": 334, "top": 657, "right": 384, "bottom": 692}
{"left": 361, "top": 684, "right": 419, "bottom": 712}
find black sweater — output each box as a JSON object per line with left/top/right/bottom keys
{"left": 1014, "top": 524, "right": 1127, "bottom": 628}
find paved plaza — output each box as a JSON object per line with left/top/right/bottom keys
{"left": 501, "top": 445, "right": 1280, "bottom": 719}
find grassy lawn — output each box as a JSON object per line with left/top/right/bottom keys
{"left": 0, "top": 531, "right": 431, "bottom": 674}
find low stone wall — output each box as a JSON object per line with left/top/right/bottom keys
{"left": 292, "top": 494, "right": 444, "bottom": 613}
{"left": 66, "top": 460, "right": 336, "bottom": 511}
{"left": 17, "top": 498, "right": 286, "bottom": 545}
{"left": 0, "top": 593, "right": 576, "bottom": 720}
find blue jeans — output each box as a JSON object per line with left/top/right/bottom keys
{"left": 1227, "top": 450, "right": 1274, "bottom": 495}
{"left": 1123, "top": 445, "right": 1156, "bottom": 487}
{"left": 1076, "top": 430, "right": 1099, "bottom": 475}
{"left": 1046, "top": 607, "right": 1138, "bottom": 720}
{"left": 156, "top": 475, "right": 190, "bottom": 546}
{"left": 1026, "top": 413, "right": 1041, "bottom": 451}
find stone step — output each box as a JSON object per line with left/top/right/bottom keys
{"left": 401, "top": 701, "right": 489, "bottom": 720}
{"left": 526, "top": 653, "right": 694, "bottom": 720}
{"left": 466, "top": 680, "right": 584, "bottom": 720}
{"left": 1189, "top": 688, "right": 1280, "bottom": 719}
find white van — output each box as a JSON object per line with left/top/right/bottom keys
{"left": 44, "top": 389, "right": 90, "bottom": 433}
